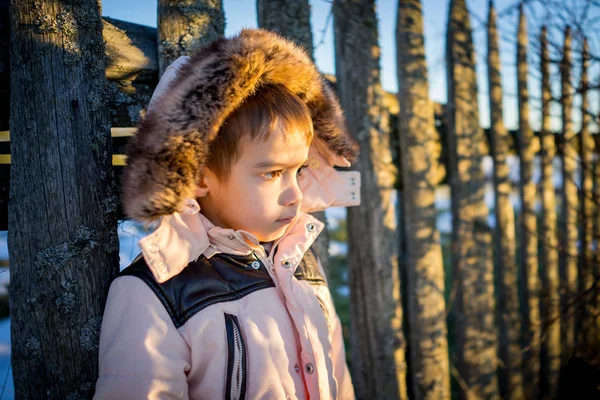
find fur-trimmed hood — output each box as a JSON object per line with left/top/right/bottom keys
{"left": 121, "top": 28, "right": 359, "bottom": 222}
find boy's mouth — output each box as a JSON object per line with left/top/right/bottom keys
{"left": 276, "top": 214, "right": 297, "bottom": 223}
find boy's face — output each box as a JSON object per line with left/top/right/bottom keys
{"left": 197, "top": 127, "right": 310, "bottom": 243}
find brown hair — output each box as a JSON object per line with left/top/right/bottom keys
{"left": 205, "top": 84, "right": 314, "bottom": 182}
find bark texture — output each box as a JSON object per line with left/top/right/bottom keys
{"left": 256, "top": 0, "right": 314, "bottom": 57}
{"left": 333, "top": 0, "right": 407, "bottom": 398}
{"left": 538, "top": 26, "right": 561, "bottom": 400}
{"left": 558, "top": 26, "right": 578, "bottom": 363}
{"left": 396, "top": 1, "right": 450, "bottom": 398}
{"left": 157, "top": 0, "right": 224, "bottom": 76}
{"left": 516, "top": 6, "right": 541, "bottom": 398}
{"left": 8, "top": 0, "right": 120, "bottom": 397}
{"left": 487, "top": 3, "right": 524, "bottom": 398}
{"left": 445, "top": 0, "right": 500, "bottom": 398}
{"left": 578, "top": 38, "right": 596, "bottom": 356}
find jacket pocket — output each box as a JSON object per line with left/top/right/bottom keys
{"left": 224, "top": 313, "right": 247, "bottom": 400}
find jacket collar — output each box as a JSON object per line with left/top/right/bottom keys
{"left": 137, "top": 151, "right": 361, "bottom": 283}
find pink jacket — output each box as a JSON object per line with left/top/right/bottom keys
{"left": 94, "top": 147, "right": 361, "bottom": 399}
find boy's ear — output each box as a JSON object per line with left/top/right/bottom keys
{"left": 194, "top": 176, "right": 210, "bottom": 197}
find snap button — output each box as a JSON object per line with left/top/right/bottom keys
{"left": 308, "top": 158, "right": 320, "bottom": 170}
{"left": 250, "top": 261, "right": 261, "bottom": 270}
{"left": 305, "top": 363, "right": 314, "bottom": 374}
{"left": 209, "top": 244, "right": 218, "bottom": 250}
{"left": 282, "top": 260, "right": 292, "bottom": 268}
{"left": 228, "top": 235, "right": 235, "bottom": 240}
{"left": 149, "top": 243, "right": 159, "bottom": 253}
{"left": 306, "top": 223, "right": 316, "bottom": 232}
{"left": 158, "top": 261, "right": 167, "bottom": 272}
{"left": 294, "top": 364, "right": 300, "bottom": 373}
{"left": 351, "top": 192, "right": 357, "bottom": 200}
{"left": 350, "top": 177, "right": 357, "bottom": 186}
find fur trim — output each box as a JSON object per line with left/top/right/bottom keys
{"left": 122, "top": 28, "right": 359, "bottom": 222}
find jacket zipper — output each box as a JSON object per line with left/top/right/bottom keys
{"left": 224, "top": 313, "right": 247, "bottom": 400}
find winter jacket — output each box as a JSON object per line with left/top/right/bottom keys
{"left": 94, "top": 29, "right": 361, "bottom": 399}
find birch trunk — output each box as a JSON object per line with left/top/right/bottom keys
{"left": 157, "top": 0, "right": 224, "bottom": 76}
{"left": 446, "top": 0, "right": 499, "bottom": 398}
{"left": 256, "top": 0, "right": 330, "bottom": 274}
{"left": 539, "top": 26, "right": 561, "bottom": 400}
{"left": 8, "top": 1, "right": 120, "bottom": 397}
{"left": 558, "top": 26, "right": 578, "bottom": 363}
{"left": 396, "top": 1, "right": 450, "bottom": 398}
{"left": 516, "top": 6, "right": 541, "bottom": 397}
{"left": 487, "top": 3, "right": 524, "bottom": 398}
{"left": 333, "top": 0, "right": 407, "bottom": 398}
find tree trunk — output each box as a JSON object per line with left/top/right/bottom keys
{"left": 577, "top": 38, "right": 596, "bottom": 356}
{"left": 487, "top": 3, "right": 524, "bottom": 398}
{"left": 539, "top": 25, "right": 561, "bottom": 400}
{"left": 558, "top": 26, "right": 578, "bottom": 364}
{"left": 333, "top": 1, "right": 407, "bottom": 398}
{"left": 396, "top": 1, "right": 450, "bottom": 398}
{"left": 516, "top": 6, "right": 541, "bottom": 398}
{"left": 8, "top": 1, "right": 120, "bottom": 398}
{"left": 256, "top": 0, "right": 330, "bottom": 275}
{"left": 157, "top": 0, "right": 224, "bottom": 76}
{"left": 256, "top": 0, "right": 313, "bottom": 57}
{"left": 445, "top": 0, "right": 500, "bottom": 398}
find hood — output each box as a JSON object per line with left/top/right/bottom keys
{"left": 121, "top": 28, "right": 359, "bottom": 222}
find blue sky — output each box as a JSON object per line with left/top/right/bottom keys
{"left": 101, "top": 0, "right": 599, "bottom": 133}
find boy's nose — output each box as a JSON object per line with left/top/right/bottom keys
{"left": 282, "top": 181, "right": 303, "bottom": 207}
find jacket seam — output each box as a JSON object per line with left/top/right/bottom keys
{"left": 177, "top": 280, "right": 276, "bottom": 328}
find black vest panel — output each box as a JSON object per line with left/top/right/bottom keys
{"left": 119, "top": 248, "right": 325, "bottom": 328}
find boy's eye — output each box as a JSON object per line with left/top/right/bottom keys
{"left": 264, "top": 170, "right": 283, "bottom": 179}
{"left": 297, "top": 164, "right": 309, "bottom": 178}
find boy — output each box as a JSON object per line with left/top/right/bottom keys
{"left": 95, "top": 29, "right": 360, "bottom": 399}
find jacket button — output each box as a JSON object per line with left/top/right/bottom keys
{"left": 306, "top": 223, "right": 316, "bottom": 232}
{"left": 282, "top": 260, "right": 292, "bottom": 268}
{"left": 305, "top": 363, "right": 314, "bottom": 374}
{"left": 250, "top": 261, "right": 261, "bottom": 270}
{"left": 228, "top": 235, "right": 235, "bottom": 240}
{"left": 158, "top": 261, "right": 167, "bottom": 272}
{"left": 351, "top": 192, "right": 357, "bottom": 200}
{"left": 149, "top": 243, "right": 159, "bottom": 253}
{"left": 350, "top": 177, "right": 357, "bottom": 186}
{"left": 294, "top": 364, "right": 300, "bottom": 373}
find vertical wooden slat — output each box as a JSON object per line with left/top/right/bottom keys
{"left": 396, "top": 0, "right": 450, "bottom": 398}
{"left": 516, "top": 5, "right": 541, "bottom": 397}
{"left": 539, "top": 25, "right": 561, "bottom": 399}
{"left": 446, "top": 0, "right": 500, "bottom": 398}
{"left": 8, "top": 0, "right": 119, "bottom": 397}
{"left": 487, "top": 2, "right": 524, "bottom": 398}
{"left": 333, "top": 0, "right": 407, "bottom": 398}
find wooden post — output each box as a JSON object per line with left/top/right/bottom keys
{"left": 8, "top": 1, "right": 119, "bottom": 397}
{"left": 446, "top": 0, "right": 500, "bottom": 397}
{"left": 578, "top": 37, "right": 597, "bottom": 356}
{"left": 539, "top": 25, "right": 561, "bottom": 399}
{"left": 516, "top": 5, "right": 541, "bottom": 397}
{"left": 333, "top": 0, "right": 407, "bottom": 398}
{"left": 157, "top": 0, "right": 224, "bottom": 76}
{"left": 559, "top": 26, "right": 578, "bottom": 363}
{"left": 487, "top": 2, "right": 524, "bottom": 398}
{"left": 396, "top": 0, "right": 450, "bottom": 398}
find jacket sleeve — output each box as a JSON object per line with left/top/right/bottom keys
{"left": 94, "top": 276, "right": 191, "bottom": 400}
